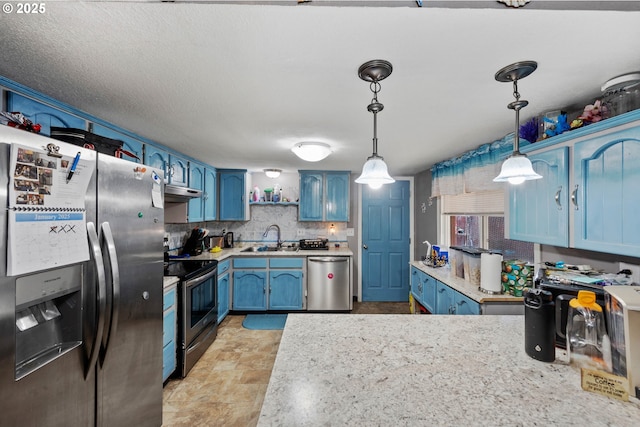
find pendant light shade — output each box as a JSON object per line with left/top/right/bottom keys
{"left": 291, "top": 142, "right": 332, "bottom": 162}
{"left": 356, "top": 60, "right": 395, "bottom": 189}
{"left": 493, "top": 61, "right": 543, "bottom": 185}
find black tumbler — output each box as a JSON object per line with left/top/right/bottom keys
{"left": 524, "top": 288, "right": 555, "bottom": 362}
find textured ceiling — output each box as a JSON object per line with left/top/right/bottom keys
{"left": 1, "top": 2, "right": 640, "bottom": 177}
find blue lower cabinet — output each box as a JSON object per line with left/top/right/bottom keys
{"left": 232, "top": 270, "right": 267, "bottom": 311}
{"left": 162, "top": 285, "right": 177, "bottom": 382}
{"left": 436, "top": 282, "right": 456, "bottom": 314}
{"left": 217, "top": 272, "right": 230, "bottom": 323}
{"left": 454, "top": 292, "right": 481, "bottom": 315}
{"left": 162, "top": 341, "right": 176, "bottom": 383}
{"left": 410, "top": 267, "right": 423, "bottom": 303}
{"left": 422, "top": 274, "right": 437, "bottom": 314}
{"left": 269, "top": 270, "right": 303, "bottom": 310}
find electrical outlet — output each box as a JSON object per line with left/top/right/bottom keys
{"left": 619, "top": 262, "right": 640, "bottom": 283}
{"left": 297, "top": 229, "right": 305, "bottom": 237}
{"left": 346, "top": 228, "right": 355, "bottom": 237}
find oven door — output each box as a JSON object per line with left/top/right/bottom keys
{"left": 182, "top": 266, "right": 218, "bottom": 348}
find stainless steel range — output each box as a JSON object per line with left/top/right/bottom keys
{"left": 165, "top": 259, "right": 218, "bottom": 377}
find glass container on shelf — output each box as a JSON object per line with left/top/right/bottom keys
{"left": 601, "top": 72, "right": 640, "bottom": 119}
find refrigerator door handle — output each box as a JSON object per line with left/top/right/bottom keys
{"left": 86, "top": 222, "right": 107, "bottom": 379}
{"left": 100, "top": 222, "right": 120, "bottom": 365}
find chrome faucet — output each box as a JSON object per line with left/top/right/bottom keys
{"left": 263, "top": 224, "right": 282, "bottom": 248}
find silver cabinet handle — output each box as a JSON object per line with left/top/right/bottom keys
{"left": 554, "top": 186, "right": 563, "bottom": 210}
{"left": 86, "top": 222, "right": 106, "bottom": 378}
{"left": 100, "top": 222, "right": 120, "bottom": 365}
{"left": 571, "top": 184, "right": 579, "bottom": 210}
{"left": 363, "top": 244, "right": 368, "bottom": 250}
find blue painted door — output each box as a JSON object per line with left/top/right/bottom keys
{"left": 362, "top": 180, "right": 410, "bottom": 301}
{"left": 325, "top": 172, "right": 350, "bottom": 221}
{"left": 219, "top": 171, "right": 246, "bottom": 220}
{"left": 144, "top": 145, "right": 169, "bottom": 181}
{"left": 232, "top": 271, "right": 267, "bottom": 311}
{"left": 91, "top": 124, "right": 143, "bottom": 163}
{"left": 436, "top": 282, "right": 455, "bottom": 314}
{"left": 217, "top": 272, "right": 230, "bottom": 323}
{"left": 6, "top": 92, "right": 86, "bottom": 136}
{"left": 204, "top": 167, "right": 217, "bottom": 221}
{"left": 188, "top": 162, "right": 205, "bottom": 222}
{"left": 573, "top": 128, "right": 640, "bottom": 257}
{"left": 509, "top": 147, "right": 569, "bottom": 247}
{"left": 299, "top": 172, "right": 323, "bottom": 221}
{"left": 269, "top": 271, "right": 303, "bottom": 310}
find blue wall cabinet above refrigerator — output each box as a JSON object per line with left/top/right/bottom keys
{"left": 508, "top": 147, "right": 569, "bottom": 247}
{"left": 6, "top": 92, "right": 86, "bottom": 136}
{"left": 92, "top": 124, "right": 144, "bottom": 164}
{"left": 219, "top": 169, "right": 250, "bottom": 221}
{"left": 299, "top": 171, "right": 350, "bottom": 222}
{"left": 144, "top": 145, "right": 169, "bottom": 181}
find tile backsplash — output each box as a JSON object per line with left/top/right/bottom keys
{"left": 165, "top": 204, "right": 348, "bottom": 251}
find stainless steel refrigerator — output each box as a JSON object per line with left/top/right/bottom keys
{"left": 0, "top": 125, "right": 165, "bottom": 426}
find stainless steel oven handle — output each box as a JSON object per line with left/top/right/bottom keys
{"left": 184, "top": 267, "right": 218, "bottom": 289}
{"left": 85, "top": 222, "right": 106, "bottom": 379}
{"left": 100, "top": 222, "right": 120, "bottom": 365}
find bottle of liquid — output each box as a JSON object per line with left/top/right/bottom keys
{"left": 252, "top": 185, "right": 261, "bottom": 202}
{"left": 566, "top": 290, "right": 612, "bottom": 371}
{"left": 524, "top": 288, "right": 555, "bottom": 362}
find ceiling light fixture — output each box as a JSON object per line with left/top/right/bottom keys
{"left": 291, "top": 142, "right": 332, "bottom": 162}
{"left": 355, "top": 59, "right": 395, "bottom": 190}
{"left": 493, "top": 61, "right": 542, "bottom": 185}
{"left": 264, "top": 169, "right": 282, "bottom": 178}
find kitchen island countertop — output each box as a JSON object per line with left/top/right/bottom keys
{"left": 258, "top": 314, "right": 639, "bottom": 426}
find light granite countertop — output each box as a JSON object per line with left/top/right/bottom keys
{"left": 410, "top": 260, "right": 523, "bottom": 304}
{"left": 184, "top": 245, "right": 353, "bottom": 263}
{"left": 163, "top": 276, "right": 179, "bottom": 290}
{"left": 258, "top": 314, "right": 639, "bottom": 426}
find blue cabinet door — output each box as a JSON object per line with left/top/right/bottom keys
{"left": 144, "top": 145, "right": 169, "bottom": 181}
{"left": 299, "top": 172, "right": 323, "bottom": 221}
{"left": 325, "top": 172, "right": 350, "bottom": 221}
{"left": 509, "top": 147, "right": 569, "bottom": 247}
{"left": 188, "top": 162, "right": 205, "bottom": 222}
{"left": 232, "top": 271, "right": 267, "bottom": 311}
{"left": 410, "top": 267, "right": 423, "bottom": 303}
{"left": 6, "top": 92, "right": 86, "bottom": 136}
{"left": 204, "top": 167, "right": 217, "bottom": 221}
{"left": 573, "top": 127, "right": 640, "bottom": 257}
{"left": 219, "top": 170, "right": 247, "bottom": 220}
{"left": 436, "top": 281, "right": 455, "bottom": 314}
{"left": 422, "top": 274, "right": 437, "bottom": 314}
{"left": 217, "top": 272, "right": 230, "bottom": 323}
{"left": 168, "top": 153, "right": 189, "bottom": 187}
{"left": 454, "top": 292, "right": 481, "bottom": 315}
{"left": 91, "top": 124, "right": 143, "bottom": 163}
{"left": 269, "top": 270, "right": 303, "bottom": 310}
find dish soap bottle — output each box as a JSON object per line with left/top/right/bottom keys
{"left": 566, "top": 290, "right": 612, "bottom": 372}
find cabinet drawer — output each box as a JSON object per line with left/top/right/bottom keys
{"left": 218, "top": 259, "right": 231, "bottom": 275}
{"left": 163, "top": 309, "right": 176, "bottom": 348}
{"left": 163, "top": 287, "right": 176, "bottom": 311}
{"left": 233, "top": 258, "right": 268, "bottom": 269}
{"left": 269, "top": 258, "right": 304, "bottom": 269}
{"left": 162, "top": 340, "right": 176, "bottom": 382}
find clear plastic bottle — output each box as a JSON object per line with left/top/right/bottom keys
{"left": 566, "top": 290, "right": 612, "bottom": 372}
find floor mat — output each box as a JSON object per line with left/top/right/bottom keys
{"left": 242, "top": 314, "right": 288, "bottom": 330}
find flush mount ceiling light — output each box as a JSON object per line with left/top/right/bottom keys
{"left": 264, "top": 169, "right": 282, "bottom": 178}
{"left": 291, "top": 142, "right": 332, "bottom": 162}
{"left": 493, "top": 60, "right": 543, "bottom": 185}
{"left": 355, "top": 59, "right": 395, "bottom": 190}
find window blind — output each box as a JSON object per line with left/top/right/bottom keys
{"left": 441, "top": 190, "right": 505, "bottom": 215}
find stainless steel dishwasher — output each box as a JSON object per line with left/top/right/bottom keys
{"left": 307, "top": 257, "right": 351, "bottom": 311}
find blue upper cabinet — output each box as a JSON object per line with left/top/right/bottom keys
{"left": 6, "top": 92, "right": 86, "bottom": 136}
{"left": 168, "top": 152, "right": 189, "bottom": 187}
{"left": 203, "top": 167, "right": 217, "bottom": 221}
{"left": 573, "top": 126, "right": 640, "bottom": 257}
{"left": 92, "top": 124, "right": 143, "bottom": 163}
{"left": 509, "top": 147, "right": 569, "bottom": 247}
{"left": 299, "top": 171, "right": 350, "bottom": 222}
{"left": 188, "top": 161, "right": 205, "bottom": 222}
{"left": 219, "top": 169, "right": 250, "bottom": 221}
{"left": 144, "top": 145, "right": 169, "bottom": 180}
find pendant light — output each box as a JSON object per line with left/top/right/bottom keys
{"left": 355, "top": 59, "right": 395, "bottom": 189}
{"left": 493, "top": 61, "right": 542, "bottom": 185}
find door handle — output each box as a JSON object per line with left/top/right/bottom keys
{"left": 85, "top": 222, "right": 106, "bottom": 379}
{"left": 554, "top": 186, "right": 562, "bottom": 210}
{"left": 100, "top": 222, "right": 120, "bottom": 365}
{"left": 363, "top": 244, "right": 368, "bottom": 250}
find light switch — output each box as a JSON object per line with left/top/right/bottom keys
{"left": 346, "top": 228, "right": 354, "bottom": 237}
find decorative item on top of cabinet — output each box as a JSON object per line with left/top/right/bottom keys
{"left": 299, "top": 170, "right": 350, "bottom": 222}
{"left": 218, "top": 169, "right": 251, "bottom": 221}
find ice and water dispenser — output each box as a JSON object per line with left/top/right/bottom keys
{"left": 14, "top": 265, "right": 82, "bottom": 380}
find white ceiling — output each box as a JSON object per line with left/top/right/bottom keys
{"left": 2, "top": 2, "right": 640, "bottom": 178}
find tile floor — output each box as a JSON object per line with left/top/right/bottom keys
{"left": 162, "top": 302, "right": 411, "bottom": 427}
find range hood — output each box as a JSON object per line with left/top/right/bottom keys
{"left": 164, "top": 184, "right": 202, "bottom": 202}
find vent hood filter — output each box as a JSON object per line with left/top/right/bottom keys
{"left": 164, "top": 184, "right": 202, "bottom": 202}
